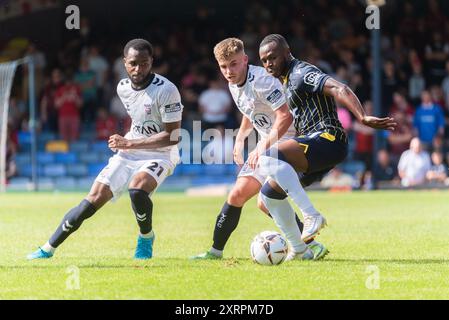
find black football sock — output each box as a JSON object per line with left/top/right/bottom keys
{"left": 129, "top": 189, "right": 153, "bottom": 235}
{"left": 212, "top": 202, "right": 242, "bottom": 251}
{"left": 49, "top": 199, "right": 97, "bottom": 248}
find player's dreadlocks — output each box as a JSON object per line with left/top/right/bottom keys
{"left": 124, "top": 38, "right": 154, "bottom": 57}
{"left": 259, "top": 34, "right": 289, "bottom": 49}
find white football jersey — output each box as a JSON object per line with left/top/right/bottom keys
{"left": 116, "top": 74, "right": 183, "bottom": 159}
{"left": 228, "top": 65, "right": 296, "bottom": 140}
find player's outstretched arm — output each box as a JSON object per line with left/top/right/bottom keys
{"left": 108, "top": 121, "right": 182, "bottom": 150}
{"left": 322, "top": 77, "right": 397, "bottom": 131}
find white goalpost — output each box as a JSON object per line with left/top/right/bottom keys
{"left": 0, "top": 57, "right": 38, "bottom": 192}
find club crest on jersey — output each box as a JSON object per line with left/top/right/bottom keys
{"left": 253, "top": 113, "right": 272, "bottom": 129}
{"left": 266, "top": 89, "right": 282, "bottom": 104}
{"left": 144, "top": 104, "right": 152, "bottom": 115}
{"left": 304, "top": 72, "right": 320, "bottom": 86}
{"left": 133, "top": 120, "right": 161, "bottom": 136}
{"left": 164, "top": 102, "right": 181, "bottom": 113}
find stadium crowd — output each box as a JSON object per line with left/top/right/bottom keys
{"left": 2, "top": 0, "right": 449, "bottom": 189}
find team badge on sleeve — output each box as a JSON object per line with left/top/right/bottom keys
{"left": 164, "top": 102, "right": 182, "bottom": 113}
{"left": 266, "top": 89, "right": 282, "bottom": 104}
{"left": 304, "top": 72, "right": 320, "bottom": 86}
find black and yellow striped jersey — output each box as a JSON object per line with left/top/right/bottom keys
{"left": 282, "top": 59, "right": 347, "bottom": 143}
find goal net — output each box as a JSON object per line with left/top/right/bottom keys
{"left": 0, "top": 60, "right": 18, "bottom": 192}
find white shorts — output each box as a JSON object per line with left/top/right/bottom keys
{"left": 95, "top": 153, "right": 177, "bottom": 200}
{"left": 237, "top": 160, "right": 267, "bottom": 185}
{"left": 236, "top": 139, "right": 292, "bottom": 185}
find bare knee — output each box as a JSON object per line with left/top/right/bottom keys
{"left": 227, "top": 187, "right": 251, "bottom": 207}
{"left": 86, "top": 184, "right": 112, "bottom": 209}
{"left": 257, "top": 195, "right": 270, "bottom": 216}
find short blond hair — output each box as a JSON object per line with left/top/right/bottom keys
{"left": 213, "top": 38, "right": 244, "bottom": 61}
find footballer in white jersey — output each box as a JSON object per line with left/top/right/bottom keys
{"left": 28, "top": 39, "right": 181, "bottom": 261}
{"left": 97, "top": 73, "right": 182, "bottom": 199}
{"left": 228, "top": 64, "right": 296, "bottom": 184}
{"left": 191, "top": 38, "right": 326, "bottom": 261}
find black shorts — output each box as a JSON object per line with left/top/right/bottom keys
{"left": 292, "top": 131, "right": 348, "bottom": 187}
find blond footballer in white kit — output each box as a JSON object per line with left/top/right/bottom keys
{"left": 28, "top": 39, "right": 182, "bottom": 261}
{"left": 192, "top": 38, "right": 326, "bottom": 260}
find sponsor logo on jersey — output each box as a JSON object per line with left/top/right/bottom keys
{"left": 266, "top": 89, "right": 282, "bottom": 104}
{"left": 133, "top": 120, "right": 162, "bottom": 136}
{"left": 164, "top": 102, "right": 181, "bottom": 113}
{"left": 304, "top": 72, "right": 320, "bottom": 86}
{"left": 253, "top": 113, "right": 272, "bottom": 129}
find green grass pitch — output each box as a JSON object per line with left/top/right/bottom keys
{"left": 0, "top": 190, "right": 448, "bottom": 299}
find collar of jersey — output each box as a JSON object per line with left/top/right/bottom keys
{"left": 130, "top": 73, "right": 156, "bottom": 91}
{"left": 281, "top": 59, "right": 298, "bottom": 85}
{"left": 236, "top": 65, "right": 250, "bottom": 88}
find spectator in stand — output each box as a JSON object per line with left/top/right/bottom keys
{"left": 390, "top": 92, "right": 414, "bottom": 125}
{"left": 25, "top": 43, "right": 46, "bottom": 96}
{"left": 373, "top": 149, "right": 398, "bottom": 185}
{"left": 321, "top": 167, "right": 355, "bottom": 190}
{"left": 74, "top": 57, "right": 97, "bottom": 122}
{"left": 424, "top": 32, "right": 449, "bottom": 85}
{"left": 87, "top": 46, "right": 109, "bottom": 105}
{"left": 382, "top": 60, "right": 401, "bottom": 114}
{"left": 353, "top": 101, "right": 374, "bottom": 169}
{"left": 95, "top": 107, "right": 118, "bottom": 141}
{"left": 413, "top": 90, "right": 445, "bottom": 151}
{"left": 398, "top": 137, "right": 432, "bottom": 187}
{"left": 40, "top": 68, "right": 64, "bottom": 133}
{"left": 426, "top": 151, "right": 448, "bottom": 185}
{"left": 198, "top": 77, "right": 232, "bottom": 130}
{"left": 54, "top": 72, "right": 82, "bottom": 142}
{"left": 387, "top": 110, "right": 413, "bottom": 163}
{"left": 409, "top": 62, "right": 426, "bottom": 106}
{"left": 442, "top": 61, "right": 449, "bottom": 106}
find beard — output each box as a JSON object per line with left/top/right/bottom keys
{"left": 129, "top": 72, "right": 152, "bottom": 88}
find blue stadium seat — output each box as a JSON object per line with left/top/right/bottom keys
{"left": 17, "top": 164, "right": 43, "bottom": 177}
{"left": 179, "top": 163, "right": 203, "bottom": 176}
{"left": 91, "top": 141, "right": 109, "bottom": 153}
{"left": 202, "top": 164, "right": 228, "bottom": 176}
{"left": 99, "top": 152, "right": 113, "bottom": 163}
{"left": 77, "top": 177, "right": 96, "bottom": 189}
{"left": 18, "top": 131, "right": 31, "bottom": 145}
{"left": 54, "top": 177, "right": 77, "bottom": 190}
{"left": 37, "top": 132, "right": 56, "bottom": 144}
{"left": 79, "top": 153, "right": 100, "bottom": 163}
{"left": 8, "top": 177, "right": 31, "bottom": 190}
{"left": 54, "top": 152, "right": 77, "bottom": 164}
{"left": 70, "top": 141, "right": 90, "bottom": 153}
{"left": 37, "top": 177, "right": 54, "bottom": 190}
{"left": 226, "top": 164, "right": 239, "bottom": 176}
{"left": 14, "top": 153, "right": 31, "bottom": 165}
{"left": 43, "top": 164, "right": 66, "bottom": 177}
{"left": 37, "top": 152, "right": 55, "bottom": 164}
{"left": 88, "top": 163, "right": 105, "bottom": 176}
{"left": 66, "top": 164, "right": 88, "bottom": 177}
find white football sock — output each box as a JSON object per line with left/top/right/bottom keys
{"left": 41, "top": 242, "right": 56, "bottom": 254}
{"left": 259, "top": 192, "right": 307, "bottom": 254}
{"left": 259, "top": 155, "right": 320, "bottom": 218}
{"left": 140, "top": 230, "right": 154, "bottom": 239}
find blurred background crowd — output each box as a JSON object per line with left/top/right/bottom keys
{"left": 1, "top": 0, "right": 449, "bottom": 190}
